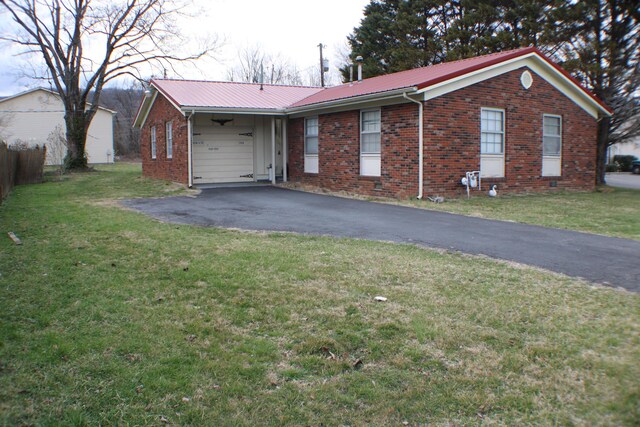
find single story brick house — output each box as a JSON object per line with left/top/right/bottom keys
{"left": 133, "top": 47, "right": 611, "bottom": 198}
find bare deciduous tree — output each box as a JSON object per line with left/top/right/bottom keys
{"left": 100, "top": 81, "right": 144, "bottom": 157}
{"left": 0, "top": 113, "right": 13, "bottom": 142}
{"left": 0, "top": 0, "right": 217, "bottom": 170}
{"left": 227, "top": 44, "right": 304, "bottom": 86}
{"left": 46, "top": 124, "right": 68, "bottom": 168}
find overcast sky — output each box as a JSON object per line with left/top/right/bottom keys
{"left": 0, "top": 0, "right": 370, "bottom": 95}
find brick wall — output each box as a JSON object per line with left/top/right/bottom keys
{"left": 140, "top": 94, "right": 189, "bottom": 184}
{"left": 288, "top": 104, "right": 419, "bottom": 198}
{"left": 424, "top": 67, "right": 597, "bottom": 196}
{"left": 287, "top": 67, "right": 597, "bottom": 198}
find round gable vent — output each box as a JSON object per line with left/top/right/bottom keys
{"left": 521, "top": 70, "right": 533, "bottom": 89}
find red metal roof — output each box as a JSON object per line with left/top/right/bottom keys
{"left": 140, "top": 47, "right": 610, "bottom": 119}
{"left": 151, "top": 79, "right": 321, "bottom": 110}
{"left": 291, "top": 47, "right": 538, "bottom": 107}
{"left": 292, "top": 47, "right": 611, "bottom": 114}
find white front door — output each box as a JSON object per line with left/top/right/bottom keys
{"left": 192, "top": 127, "right": 254, "bottom": 183}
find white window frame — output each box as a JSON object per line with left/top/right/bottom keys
{"left": 166, "top": 121, "right": 173, "bottom": 159}
{"left": 542, "top": 114, "right": 562, "bottom": 176}
{"left": 151, "top": 126, "right": 157, "bottom": 160}
{"left": 304, "top": 116, "right": 318, "bottom": 173}
{"left": 480, "top": 107, "right": 505, "bottom": 178}
{"left": 360, "top": 109, "right": 381, "bottom": 177}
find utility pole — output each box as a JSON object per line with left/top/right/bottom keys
{"left": 318, "top": 43, "right": 325, "bottom": 88}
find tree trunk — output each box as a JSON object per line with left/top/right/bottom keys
{"left": 64, "top": 110, "right": 89, "bottom": 170}
{"left": 595, "top": 116, "right": 611, "bottom": 185}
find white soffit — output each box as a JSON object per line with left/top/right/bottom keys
{"left": 133, "top": 90, "right": 158, "bottom": 129}
{"left": 419, "top": 53, "right": 606, "bottom": 119}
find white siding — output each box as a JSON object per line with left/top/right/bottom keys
{"left": 608, "top": 137, "right": 640, "bottom": 161}
{"left": 192, "top": 127, "right": 254, "bottom": 183}
{"left": 0, "top": 89, "right": 114, "bottom": 165}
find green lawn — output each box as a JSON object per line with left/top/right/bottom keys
{"left": 1, "top": 164, "right": 639, "bottom": 425}
{"left": 407, "top": 186, "right": 640, "bottom": 240}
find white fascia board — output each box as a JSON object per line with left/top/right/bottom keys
{"left": 134, "top": 82, "right": 185, "bottom": 128}
{"left": 418, "top": 54, "right": 608, "bottom": 119}
{"left": 96, "top": 105, "right": 117, "bottom": 115}
{"left": 0, "top": 87, "right": 117, "bottom": 115}
{"left": 179, "top": 106, "right": 288, "bottom": 116}
{"left": 286, "top": 87, "right": 418, "bottom": 117}
{"left": 133, "top": 91, "right": 157, "bottom": 129}
{"left": 0, "top": 87, "right": 57, "bottom": 104}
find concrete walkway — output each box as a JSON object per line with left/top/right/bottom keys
{"left": 123, "top": 187, "right": 640, "bottom": 292}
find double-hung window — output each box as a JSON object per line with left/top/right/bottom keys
{"left": 542, "top": 114, "right": 562, "bottom": 176}
{"left": 304, "top": 117, "right": 319, "bottom": 173}
{"left": 480, "top": 108, "right": 505, "bottom": 177}
{"left": 166, "top": 121, "right": 173, "bottom": 159}
{"left": 151, "top": 126, "right": 157, "bottom": 159}
{"left": 360, "top": 109, "right": 381, "bottom": 176}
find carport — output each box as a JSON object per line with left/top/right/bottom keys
{"left": 189, "top": 113, "right": 287, "bottom": 185}
{"left": 134, "top": 79, "right": 320, "bottom": 187}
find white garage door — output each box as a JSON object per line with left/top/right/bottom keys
{"left": 193, "top": 127, "right": 254, "bottom": 183}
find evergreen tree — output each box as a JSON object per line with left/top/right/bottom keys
{"left": 560, "top": 0, "right": 639, "bottom": 184}
{"left": 343, "top": 0, "right": 639, "bottom": 185}
{"left": 343, "top": 0, "right": 402, "bottom": 79}
{"left": 341, "top": 0, "right": 579, "bottom": 79}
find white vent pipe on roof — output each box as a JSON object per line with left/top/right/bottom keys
{"left": 403, "top": 91, "right": 424, "bottom": 200}
{"left": 356, "top": 55, "right": 363, "bottom": 81}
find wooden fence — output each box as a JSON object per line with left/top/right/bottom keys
{"left": 0, "top": 142, "right": 46, "bottom": 201}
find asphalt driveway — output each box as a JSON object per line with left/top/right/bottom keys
{"left": 606, "top": 172, "right": 640, "bottom": 190}
{"left": 123, "top": 186, "right": 640, "bottom": 292}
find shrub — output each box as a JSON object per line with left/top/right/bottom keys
{"left": 606, "top": 163, "right": 620, "bottom": 172}
{"left": 613, "top": 155, "right": 638, "bottom": 172}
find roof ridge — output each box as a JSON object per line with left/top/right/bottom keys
{"left": 312, "top": 47, "right": 536, "bottom": 98}
{"left": 0, "top": 87, "right": 116, "bottom": 113}
{"left": 356, "top": 47, "right": 536, "bottom": 82}
{"left": 153, "top": 78, "right": 322, "bottom": 90}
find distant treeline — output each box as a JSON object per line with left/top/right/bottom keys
{"left": 99, "top": 85, "right": 144, "bottom": 158}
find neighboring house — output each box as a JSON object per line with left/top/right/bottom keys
{"left": 607, "top": 136, "right": 640, "bottom": 163}
{"left": 134, "top": 47, "right": 611, "bottom": 198}
{"left": 0, "top": 88, "right": 115, "bottom": 165}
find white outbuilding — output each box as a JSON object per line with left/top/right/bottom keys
{"left": 0, "top": 88, "right": 115, "bottom": 165}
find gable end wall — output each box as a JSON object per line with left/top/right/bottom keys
{"left": 424, "top": 66, "right": 597, "bottom": 195}
{"left": 140, "top": 93, "right": 188, "bottom": 184}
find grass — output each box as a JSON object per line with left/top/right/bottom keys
{"left": 409, "top": 187, "right": 640, "bottom": 240}
{"left": 1, "top": 163, "right": 639, "bottom": 425}
{"left": 288, "top": 183, "right": 640, "bottom": 240}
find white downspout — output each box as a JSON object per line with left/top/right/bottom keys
{"left": 282, "top": 117, "right": 288, "bottom": 182}
{"left": 187, "top": 110, "right": 194, "bottom": 188}
{"left": 403, "top": 91, "right": 424, "bottom": 199}
{"left": 271, "top": 116, "right": 276, "bottom": 185}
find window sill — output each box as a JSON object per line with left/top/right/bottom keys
{"left": 359, "top": 175, "right": 381, "bottom": 181}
